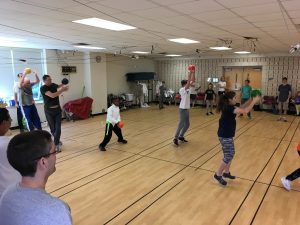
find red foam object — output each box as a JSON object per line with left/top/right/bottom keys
{"left": 188, "top": 64, "right": 195, "bottom": 72}
{"left": 118, "top": 121, "right": 124, "bottom": 128}
{"left": 297, "top": 142, "right": 300, "bottom": 152}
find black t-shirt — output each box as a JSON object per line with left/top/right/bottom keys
{"left": 218, "top": 105, "right": 236, "bottom": 138}
{"left": 40, "top": 83, "right": 60, "bottom": 108}
{"left": 205, "top": 89, "right": 216, "bottom": 100}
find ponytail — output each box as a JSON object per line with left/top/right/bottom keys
{"left": 216, "top": 91, "right": 236, "bottom": 113}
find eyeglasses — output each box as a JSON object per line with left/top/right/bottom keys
{"left": 32, "top": 150, "right": 57, "bottom": 161}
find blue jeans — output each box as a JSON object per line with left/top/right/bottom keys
{"left": 22, "top": 104, "right": 42, "bottom": 131}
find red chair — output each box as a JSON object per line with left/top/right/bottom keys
{"left": 196, "top": 92, "right": 205, "bottom": 105}
{"left": 175, "top": 93, "right": 181, "bottom": 105}
{"left": 262, "top": 96, "right": 276, "bottom": 112}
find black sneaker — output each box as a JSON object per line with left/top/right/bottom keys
{"left": 99, "top": 144, "right": 106, "bottom": 151}
{"left": 173, "top": 139, "right": 179, "bottom": 146}
{"left": 178, "top": 137, "right": 188, "bottom": 142}
{"left": 223, "top": 172, "right": 236, "bottom": 179}
{"left": 214, "top": 174, "right": 227, "bottom": 186}
{"left": 210, "top": 112, "right": 214, "bottom": 115}
{"left": 118, "top": 139, "right": 127, "bottom": 144}
{"left": 206, "top": 112, "right": 209, "bottom": 116}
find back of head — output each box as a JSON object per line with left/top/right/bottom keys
{"left": 7, "top": 130, "right": 52, "bottom": 177}
{"left": 216, "top": 91, "right": 236, "bottom": 113}
{"left": 0, "top": 108, "right": 10, "bottom": 125}
{"left": 181, "top": 80, "right": 187, "bottom": 87}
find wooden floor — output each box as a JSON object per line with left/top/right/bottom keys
{"left": 43, "top": 105, "right": 300, "bottom": 225}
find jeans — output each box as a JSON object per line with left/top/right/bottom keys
{"left": 45, "top": 107, "right": 62, "bottom": 146}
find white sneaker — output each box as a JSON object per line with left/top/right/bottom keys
{"left": 281, "top": 177, "right": 291, "bottom": 191}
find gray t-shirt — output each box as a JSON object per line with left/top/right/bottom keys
{"left": 278, "top": 84, "right": 291, "bottom": 102}
{"left": 0, "top": 184, "right": 72, "bottom": 225}
{"left": 20, "top": 84, "right": 34, "bottom": 106}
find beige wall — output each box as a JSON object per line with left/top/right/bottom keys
{"left": 156, "top": 56, "right": 300, "bottom": 97}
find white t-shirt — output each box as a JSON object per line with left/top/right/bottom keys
{"left": 106, "top": 104, "right": 121, "bottom": 126}
{"left": 218, "top": 81, "right": 226, "bottom": 92}
{"left": 179, "top": 87, "right": 190, "bottom": 109}
{"left": 0, "top": 136, "right": 21, "bottom": 197}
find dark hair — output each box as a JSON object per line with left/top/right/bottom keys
{"left": 17, "top": 73, "right": 22, "bottom": 78}
{"left": 0, "top": 108, "right": 10, "bottom": 125}
{"left": 282, "top": 77, "right": 287, "bottom": 81}
{"left": 7, "top": 130, "right": 53, "bottom": 177}
{"left": 42, "top": 74, "right": 50, "bottom": 81}
{"left": 112, "top": 96, "right": 119, "bottom": 102}
{"left": 181, "top": 80, "right": 187, "bottom": 86}
{"left": 245, "top": 79, "right": 250, "bottom": 83}
{"left": 216, "top": 91, "right": 236, "bottom": 113}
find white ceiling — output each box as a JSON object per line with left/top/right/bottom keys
{"left": 0, "top": 0, "right": 300, "bottom": 57}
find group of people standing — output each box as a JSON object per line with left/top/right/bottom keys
{"left": 13, "top": 69, "right": 68, "bottom": 152}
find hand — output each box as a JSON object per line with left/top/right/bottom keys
{"left": 61, "top": 85, "right": 69, "bottom": 92}
{"left": 15, "top": 103, "right": 19, "bottom": 108}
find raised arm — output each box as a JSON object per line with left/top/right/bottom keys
{"left": 32, "top": 71, "right": 40, "bottom": 85}
{"left": 234, "top": 96, "right": 260, "bottom": 114}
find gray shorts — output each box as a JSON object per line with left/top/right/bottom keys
{"left": 278, "top": 101, "right": 288, "bottom": 111}
{"left": 219, "top": 137, "right": 235, "bottom": 164}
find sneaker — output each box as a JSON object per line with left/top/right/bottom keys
{"left": 210, "top": 112, "right": 214, "bottom": 115}
{"left": 99, "top": 144, "right": 106, "bottom": 151}
{"left": 223, "top": 172, "right": 236, "bottom": 179}
{"left": 59, "top": 141, "right": 63, "bottom": 147}
{"left": 214, "top": 173, "right": 227, "bottom": 186}
{"left": 55, "top": 145, "right": 62, "bottom": 153}
{"left": 206, "top": 112, "right": 209, "bottom": 116}
{"left": 283, "top": 118, "right": 288, "bottom": 122}
{"left": 281, "top": 177, "right": 291, "bottom": 191}
{"left": 118, "top": 139, "right": 127, "bottom": 144}
{"left": 277, "top": 117, "right": 282, "bottom": 121}
{"left": 173, "top": 139, "right": 179, "bottom": 146}
{"left": 248, "top": 115, "right": 252, "bottom": 119}
{"left": 178, "top": 137, "right": 188, "bottom": 142}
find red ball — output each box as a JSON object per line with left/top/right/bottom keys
{"left": 188, "top": 64, "right": 195, "bottom": 72}
{"left": 118, "top": 121, "right": 124, "bottom": 129}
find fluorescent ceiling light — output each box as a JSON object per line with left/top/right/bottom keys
{"left": 74, "top": 45, "right": 105, "bottom": 50}
{"left": 234, "top": 51, "right": 251, "bottom": 54}
{"left": 209, "top": 46, "right": 232, "bottom": 50}
{"left": 165, "top": 54, "right": 182, "bottom": 57}
{"left": 0, "top": 36, "right": 26, "bottom": 42}
{"left": 132, "top": 51, "right": 150, "bottom": 54}
{"left": 72, "top": 18, "right": 136, "bottom": 31}
{"left": 168, "top": 38, "right": 199, "bottom": 44}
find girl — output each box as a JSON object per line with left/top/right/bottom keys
{"left": 214, "top": 91, "right": 260, "bottom": 186}
{"left": 204, "top": 83, "right": 216, "bottom": 115}
{"left": 293, "top": 91, "right": 300, "bottom": 116}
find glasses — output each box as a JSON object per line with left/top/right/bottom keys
{"left": 33, "top": 150, "right": 57, "bottom": 161}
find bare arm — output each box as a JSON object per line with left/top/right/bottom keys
{"left": 234, "top": 97, "right": 260, "bottom": 114}
{"left": 19, "top": 72, "right": 26, "bottom": 87}
{"left": 44, "top": 86, "right": 68, "bottom": 98}
{"left": 32, "top": 72, "right": 40, "bottom": 85}
{"left": 184, "top": 71, "right": 195, "bottom": 90}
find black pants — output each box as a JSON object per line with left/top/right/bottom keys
{"left": 45, "top": 107, "right": 62, "bottom": 146}
{"left": 159, "top": 96, "right": 164, "bottom": 109}
{"left": 100, "top": 123, "right": 124, "bottom": 147}
{"left": 17, "top": 106, "right": 24, "bottom": 132}
{"left": 286, "top": 168, "right": 300, "bottom": 181}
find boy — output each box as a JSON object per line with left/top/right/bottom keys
{"left": 278, "top": 77, "right": 291, "bottom": 122}
{"left": 173, "top": 67, "right": 195, "bottom": 146}
{"left": 239, "top": 79, "right": 252, "bottom": 118}
{"left": 99, "top": 97, "right": 127, "bottom": 151}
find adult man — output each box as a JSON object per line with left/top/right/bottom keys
{"left": 0, "top": 130, "right": 72, "bottom": 225}
{"left": 159, "top": 81, "right": 167, "bottom": 109}
{"left": 278, "top": 77, "right": 291, "bottom": 122}
{"left": 173, "top": 68, "right": 195, "bottom": 146}
{"left": 13, "top": 73, "right": 25, "bottom": 133}
{"left": 19, "top": 70, "right": 42, "bottom": 131}
{"left": 0, "top": 108, "right": 21, "bottom": 197}
{"left": 40, "top": 75, "right": 68, "bottom": 152}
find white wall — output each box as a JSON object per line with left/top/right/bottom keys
{"left": 156, "top": 55, "right": 300, "bottom": 97}
{"left": 106, "top": 54, "right": 155, "bottom": 95}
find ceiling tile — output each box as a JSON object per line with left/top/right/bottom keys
{"left": 168, "top": 0, "right": 225, "bottom": 14}
{"left": 231, "top": 3, "right": 281, "bottom": 16}
{"left": 216, "top": 0, "right": 277, "bottom": 8}
{"left": 96, "top": 0, "right": 157, "bottom": 11}
{"left": 281, "top": 0, "right": 300, "bottom": 11}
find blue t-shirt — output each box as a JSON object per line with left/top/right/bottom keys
{"left": 218, "top": 105, "right": 236, "bottom": 138}
{"left": 0, "top": 184, "right": 72, "bottom": 225}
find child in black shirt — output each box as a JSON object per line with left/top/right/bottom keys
{"left": 204, "top": 83, "right": 216, "bottom": 115}
{"left": 214, "top": 91, "right": 260, "bottom": 186}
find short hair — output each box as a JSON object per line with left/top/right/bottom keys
{"left": 42, "top": 74, "right": 50, "bottom": 81}
{"left": 181, "top": 80, "right": 187, "bottom": 86}
{"left": 245, "top": 79, "right": 250, "bottom": 83}
{"left": 282, "top": 77, "right": 287, "bottom": 81}
{"left": 7, "top": 130, "right": 53, "bottom": 177}
{"left": 17, "top": 73, "right": 22, "bottom": 78}
{"left": 111, "top": 96, "right": 119, "bottom": 102}
{"left": 0, "top": 108, "right": 10, "bottom": 125}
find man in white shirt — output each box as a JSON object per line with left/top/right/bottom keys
{"left": 173, "top": 69, "right": 195, "bottom": 146}
{"left": 218, "top": 76, "right": 226, "bottom": 95}
{"left": 13, "top": 73, "right": 25, "bottom": 133}
{"left": 0, "top": 108, "right": 21, "bottom": 197}
{"left": 99, "top": 97, "right": 127, "bottom": 151}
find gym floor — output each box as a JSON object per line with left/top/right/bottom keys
{"left": 43, "top": 105, "right": 300, "bottom": 224}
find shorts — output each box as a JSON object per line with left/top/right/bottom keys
{"left": 278, "top": 101, "right": 289, "bottom": 111}
{"left": 190, "top": 94, "right": 197, "bottom": 100}
{"left": 218, "top": 91, "right": 225, "bottom": 96}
